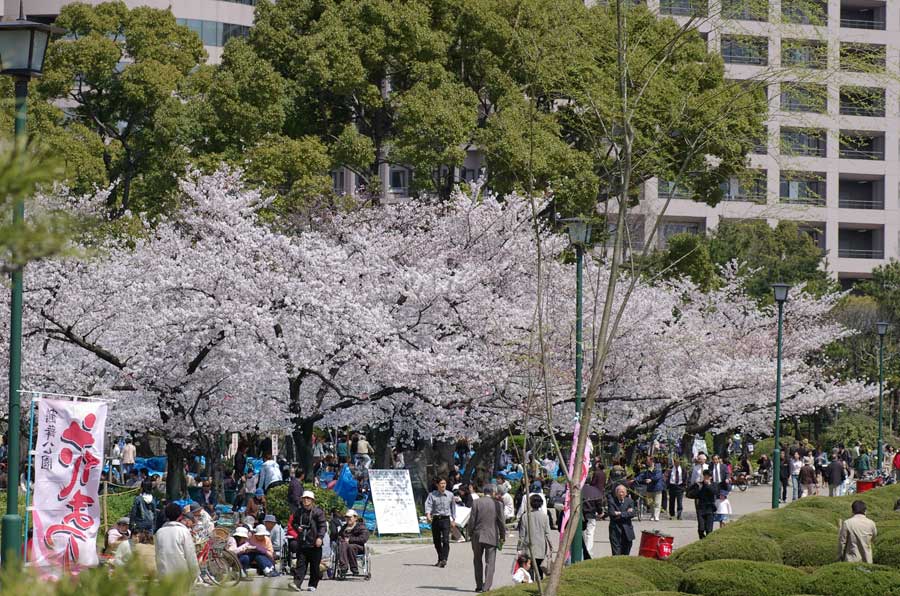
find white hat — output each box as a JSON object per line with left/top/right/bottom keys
{"left": 233, "top": 527, "right": 249, "bottom": 538}
{"left": 301, "top": 490, "right": 315, "bottom": 500}
{"left": 254, "top": 524, "right": 270, "bottom": 537}
{"left": 345, "top": 509, "right": 358, "bottom": 517}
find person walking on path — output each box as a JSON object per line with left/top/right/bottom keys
{"left": 121, "top": 438, "right": 136, "bottom": 476}
{"left": 827, "top": 451, "right": 847, "bottom": 497}
{"left": 854, "top": 447, "right": 871, "bottom": 478}
{"left": 799, "top": 456, "right": 818, "bottom": 497}
{"left": 469, "top": 485, "right": 506, "bottom": 593}
{"left": 697, "top": 470, "right": 718, "bottom": 539}
{"left": 607, "top": 484, "right": 636, "bottom": 555}
{"left": 666, "top": 459, "right": 686, "bottom": 520}
{"left": 637, "top": 458, "right": 665, "bottom": 521}
{"left": 425, "top": 477, "right": 456, "bottom": 567}
{"left": 779, "top": 451, "right": 790, "bottom": 503}
{"left": 289, "top": 491, "right": 327, "bottom": 592}
{"left": 155, "top": 503, "right": 200, "bottom": 581}
{"left": 839, "top": 500, "right": 877, "bottom": 563}
{"left": 517, "top": 494, "right": 551, "bottom": 580}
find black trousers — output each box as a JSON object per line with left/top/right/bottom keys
{"left": 698, "top": 512, "right": 715, "bottom": 539}
{"left": 780, "top": 477, "right": 789, "bottom": 501}
{"left": 292, "top": 543, "right": 323, "bottom": 588}
{"left": 609, "top": 525, "right": 633, "bottom": 555}
{"left": 432, "top": 516, "right": 451, "bottom": 562}
{"left": 667, "top": 487, "right": 684, "bottom": 518}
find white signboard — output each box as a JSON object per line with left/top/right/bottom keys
{"left": 368, "top": 469, "right": 420, "bottom": 534}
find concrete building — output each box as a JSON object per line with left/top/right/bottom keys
{"left": 633, "top": 0, "right": 900, "bottom": 286}
{"left": 5, "top": 0, "right": 256, "bottom": 62}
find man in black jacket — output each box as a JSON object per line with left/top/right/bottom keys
{"left": 289, "top": 490, "right": 327, "bottom": 592}
{"left": 607, "top": 484, "right": 636, "bottom": 555}
{"left": 827, "top": 451, "right": 847, "bottom": 497}
{"left": 666, "top": 459, "right": 686, "bottom": 520}
{"left": 697, "top": 470, "right": 717, "bottom": 539}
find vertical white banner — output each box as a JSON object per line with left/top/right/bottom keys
{"left": 31, "top": 398, "right": 107, "bottom": 571}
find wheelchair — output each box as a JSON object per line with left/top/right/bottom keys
{"left": 329, "top": 542, "right": 372, "bottom": 581}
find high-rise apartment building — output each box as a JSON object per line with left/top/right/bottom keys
{"left": 635, "top": 0, "right": 900, "bottom": 286}
{"left": 5, "top": 0, "right": 256, "bottom": 62}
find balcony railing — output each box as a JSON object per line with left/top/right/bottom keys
{"left": 780, "top": 196, "right": 826, "bottom": 206}
{"left": 839, "top": 197, "right": 884, "bottom": 209}
{"left": 723, "top": 53, "right": 768, "bottom": 65}
{"left": 783, "top": 145, "right": 826, "bottom": 157}
{"left": 840, "top": 105, "right": 885, "bottom": 117}
{"left": 839, "top": 248, "right": 884, "bottom": 259}
{"left": 660, "top": 2, "right": 708, "bottom": 16}
{"left": 839, "top": 147, "right": 884, "bottom": 160}
{"left": 725, "top": 192, "right": 767, "bottom": 203}
{"left": 840, "top": 18, "right": 885, "bottom": 30}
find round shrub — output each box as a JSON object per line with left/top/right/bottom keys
{"left": 781, "top": 532, "right": 838, "bottom": 567}
{"left": 265, "top": 482, "right": 347, "bottom": 525}
{"left": 578, "top": 556, "right": 684, "bottom": 591}
{"left": 628, "top": 593, "right": 693, "bottom": 596}
{"left": 730, "top": 509, "right": 836, "bottom": 542}
{"left": 803, "top": 562, "right": 900, "bottom": 596}
{"left": 680, "top": 559, "right": 806, "bottom": 596}
{"left": 786, "top": 498, "right": 847, "bottom": 525}
{"left": 560, "top": 569, "right": 656, "bottom": 596}
{"left": 669, "top": 530, "right": 782, "bottom": 570}
{"left": 874, "top": 537, "right": 900, "bottom": 568}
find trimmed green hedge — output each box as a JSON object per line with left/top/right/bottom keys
{"left": 669, "top": 531, "right": 783, "bottom": 570}
{"left": 873, "top": 529, "right": 900, "bottom": 568}
{"left": 487, "top": 569, "right": 656, "bottom": 596}
{"left": 578, "top": 556, "right": 684, "bottom": 591}
{"left": 265, "top": 482, "right": 347, "bottom": 525}
{"left": 803, "top": 562, "right": 900, "bottom": 596}
{"left": 781, "top": 532, "right": 838, "bottom": 567}
{"left": 680, "top": 559, "right": 806, "bottom": 596}
{"left": 628, "top": 593, "right": 693, "bottom": 596}
{"left": 727, "top": 509, "right": 837, "bottom": 543}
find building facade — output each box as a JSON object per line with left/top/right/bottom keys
{"left": 636, "top": 0, "right": 900, "bottom": 286}
{"left": 5, "top": 0, "right": 256, "bottom": 62}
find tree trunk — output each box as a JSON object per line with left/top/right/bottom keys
{"left": 369, "top": 425, "right": 393, "bottom": 469}
{"left": 431, "top": 440, "right": 455, "bottom": 479}
{"left": 291, "top": 418, "right": 315, "bottom": 478}
{"left": 463, "top": 432, "right": 504, "bottom": 485}
{"left": 165, "top": 440, "right": 187, "bottom": 501}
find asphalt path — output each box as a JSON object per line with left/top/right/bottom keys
{"left": 233, "top": 483, "right": 775, "bottom": 595}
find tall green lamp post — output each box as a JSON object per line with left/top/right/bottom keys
{"left": 0, "top": 2, "right": 62, "bottom": 566}
{"left": 563, "top": 218, "right": 591, "bottom": 563}
{"left": 770, "top": 283, "right": 791, "bottom": 510}
{"left": 877, "top": 321, "right": 889, "bottom": 472}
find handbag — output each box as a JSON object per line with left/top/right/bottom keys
{"left": 685, "top": 483, "right": 700, "bottom": 499}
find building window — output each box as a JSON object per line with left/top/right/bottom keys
{"left": 782, "top": 0, "right": 827, "bottom": 25}
{"left": 781, "top": 127, "right": 827, "bottom": 157}
{"left": 723, "top": 170, "right": 767, "bottom": 203}
{"left": 840, "top": 43, "right": 886, "bottom": 73}
{"left": 659, "top": 0, "right": 709, "bottom": 16}
{"left": 839, "top": 131, "right": 884, "bottom": 160}
{"left": 840, "top": 5, "right": 886, "bottom": 30}
{"left": 781, "top": 39, "right": 826, "bottom": 69}
{"left": 780, "top": 172, "right": 826, "bottom": 206}
{"left": 721, "top": 0, "right": 768, "bottom": 21}
{"left": 839, "top": 86, "right": 885, "bottom": 117}
{"left": 780, "top": 83, "right": 827, "bottom": 113}
{"left": 390, "top": 169, "right": 408, "bottom": 191}
{"left": 721, "top": 35, "right": 768, "bottom": 65}
{"left": 176, "top": 18, "right": 249, "bottom": 47}
{"left": 658, "top": 179, "right": 691, "bottom": 200}
{"left": 331, "top": 171, "right": 345, "bottom": 194}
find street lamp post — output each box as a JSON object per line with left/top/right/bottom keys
{"left": 770, "top": 283, "right": 791, "bottom": 510}
{"left": 0, "top": 2, "right": 62, "bottom": 566}
{"left": 877, "top": 321, "right": 889, "bottom": 472}
{"left": 563, "top": 218, "right": 591, "bottom": 563}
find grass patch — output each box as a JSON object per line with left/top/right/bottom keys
{"left": 577, "top": 556, "right": 684, "bottom": 591}
{"left": 781, "top": 532, "right": 838, "bottom": 567}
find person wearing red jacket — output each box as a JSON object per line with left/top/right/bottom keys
{"left": 891, "top": 448, "right": 900, "bottom": 483}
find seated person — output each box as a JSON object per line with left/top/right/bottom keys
{"left": 336, "top": 509, "right": 369, "bottom": 575}
{"left": 227, "top": 526, "right": 275, "bottom": 577}
{"left": 248, "top": 525, "right": 278, "bottom": 577}
{"left": 105, "top": 517, "right": 131, "bottom": 555}
{"left": 263, "top": 514, "right": 285, "bottom": 561}
{"left": 114, "top": 529, "right": 156, "bottom": 575}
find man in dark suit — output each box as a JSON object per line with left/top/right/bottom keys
{"left": 697, "top": 470, "right": 718, "bottom": 539}
{"left": 666, "top": 459, "right": 686, "bottom": 520}
{"left": 607, "top": 484, "right": 636, "bottom": 555}
{"left": 468, "top": 485, "right": 506, "bottom": 593}
{"left": 709, "top": 454, "right": 730, "bottom": 492}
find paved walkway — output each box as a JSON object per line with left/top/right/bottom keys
{"left": 234, "top": 484, "right": 775, "bottom": 595}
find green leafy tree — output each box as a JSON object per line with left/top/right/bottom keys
{"left": 707, "top": 220, "right": 835, "bottom": 301}
{"left": 37, "top": 1, "right": 206, "bottom": 217}
{"left": 251, "top": 0, "right": 479, "bottom": 197}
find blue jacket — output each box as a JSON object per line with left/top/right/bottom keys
{"left": 637, "top": 465, "right": 666, "bottom": 493}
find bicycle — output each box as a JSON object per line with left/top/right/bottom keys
{"left": 196, "top": 531, "right": 242, "bottom": 587}
{"left": 731, "top": 472, "right": 750, "bottom": 492}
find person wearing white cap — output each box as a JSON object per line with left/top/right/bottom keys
{"left": 248, "top": 524, "right": 279, "bottom": 577}
{"left": 227, "top": 526, "right": 256, "bottom": 578}
{"left": 289, "top": 490, "right": 327, "bottom": 592}
{"left": 336, "top": 509, "right": 369, "bottom": 576}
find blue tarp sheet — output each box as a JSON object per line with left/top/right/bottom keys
{"left": 333, "top": 464, "right": 358, "bottom": 508}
